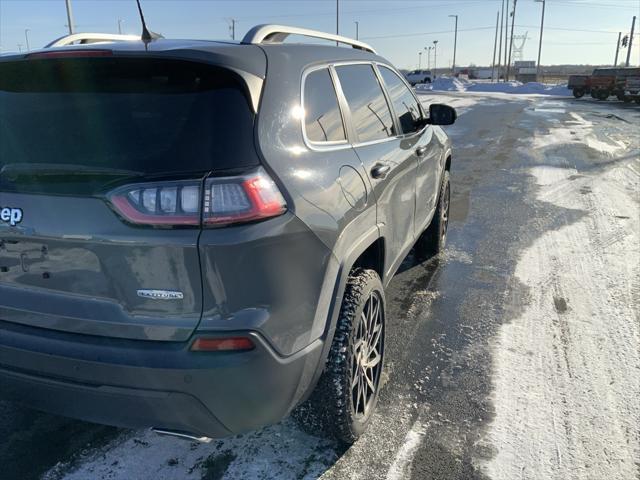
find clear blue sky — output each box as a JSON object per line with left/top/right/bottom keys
{"left": 1, "top": 0, "right": 638, "bottom": 68}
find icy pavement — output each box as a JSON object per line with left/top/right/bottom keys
{"left": 1, "top": 92, "right": 637, "bottom": 480}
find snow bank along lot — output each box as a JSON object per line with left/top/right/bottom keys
{"left": 4, "top": 90, "right": 637, "bottom": 480}
{"left": 417, "top": 76, "right": 571, "bottom": 96}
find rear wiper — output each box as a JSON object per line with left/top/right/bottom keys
{"left": 0, "top": 163, "right": 143, "bottom": 179}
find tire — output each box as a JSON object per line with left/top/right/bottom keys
{"left": 623, "top": 97, "right": 632, "bottom": 103}
{"left": 415, "top": 170, "right": 451, "bottom": 259}
{"left": 573, "top": 88, "right": 585, "bottom": 98}
{"left": 590, "top": 90, "right": 598, "bottom": 99}
{"left": 616, "top": 93, "right": 625, "bottom": 101}
{"left": 597, "top": 90, "right": 610, "bottom": 101}
{"left": 296, "top": 269, "right": 385, "bottom": 445}
{"left": 635, "top": 99, "right": 640, "bottom": 105}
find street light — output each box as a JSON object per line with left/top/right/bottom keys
{"left": 418, "top": 51, "right": 423, "bottom": 69}
{"left": 354, "top": 21, "right": 359, "bottom": 40}
{"left": 534, "top": 0, "right": 545, "bottom": 80}
{"left": 118, "top": 18, "right": 125, "bottom": 34}
{"left": 433, "top": 40, "right": 439, "bottom": 78}
{"left": 448, "top": 15, "right": 458, "bottom": 76}
{"left": 24, "top": 29, "right": 30, "bottom": 51}
{"left": 425, "top": 46, "right": 434, "bottom": 70}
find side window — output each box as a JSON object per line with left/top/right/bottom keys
{"left": 304, "top": 68, "right": 346, "bottom": 143}
{"left": 379, "top": 66, "right": 423, "bottom": 135}
{"left": 335, "top": 64, "right": 395, "bottom": 143}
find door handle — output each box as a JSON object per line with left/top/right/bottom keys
{"left": 416, "top": 146, "right": 427, "bottom": 157}
{"left": 370, "top": 163, "right": 391, "bottom": 179}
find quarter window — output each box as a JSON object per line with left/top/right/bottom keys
{"left": 303, "top": 68, "right": 346, "bottom": 143}
{"left": 379, "top": 66, "right": 423, "bottom": 135}
{"left": 335, "top": 64, "right": 395, "bottom": 143}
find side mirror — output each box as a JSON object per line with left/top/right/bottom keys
{"left": 428, "top": 104, "right": 457, "bottom": 126}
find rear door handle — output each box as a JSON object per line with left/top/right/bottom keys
{"left": 370, "top": 163, "right": 391, "bottom": 179}
{"left": 416, "top": 146, "right": 427, "bottom": 157}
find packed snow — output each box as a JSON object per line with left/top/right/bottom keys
{"left": 416, "top": 76, "right": 571, "bottom": 96}
{"left": 485, "top": 111, "right": 640, "bottom": 479}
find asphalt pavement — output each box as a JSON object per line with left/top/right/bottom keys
{"left": 1, "top": 92, "right": 638, "bottom": 480}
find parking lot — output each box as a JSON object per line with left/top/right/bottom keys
{"left": 1, "top": 91, "right": 638, "bottom": 480}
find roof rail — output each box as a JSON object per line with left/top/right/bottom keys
{"left": 242, "top": 24, "right": 377, "bottom": 54}
{"left": 46, "top": 33, "right": 141, "bottom": 48}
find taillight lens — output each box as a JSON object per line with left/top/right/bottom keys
{"left": 108, "top": 168, "right": 286, "bottom": 227}
{"left": 203, "top": 170, "right": 286, "bottom": 226}
{"left": 190, "top": 337, "right": 256, "bottom": 352}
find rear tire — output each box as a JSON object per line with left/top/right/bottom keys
{"left": 295, "top": 269, "right": 385, "bottom": 445}
{"left": 573, "top": 88, "right": 585, "bottom": 98}
{"left": 415, "top": 170, "right": 450, "bottom": 259}
{"left": 597, "top": 90, "right": 610, "bottom": 100}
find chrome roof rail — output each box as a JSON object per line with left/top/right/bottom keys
{"left": 242, "top": 24, "right": 377, "bottom": 54}
{"left": 46, "top": 33, "right": 141, "bottom": 48}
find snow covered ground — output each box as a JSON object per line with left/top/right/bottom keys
{"left": 486, "top": 105, "right": 639, "bottom": 479}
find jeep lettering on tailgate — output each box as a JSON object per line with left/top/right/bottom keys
{"left": 0, "top": 207, "right": 23, "bottom": 226}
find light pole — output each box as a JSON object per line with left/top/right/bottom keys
{"left": 354, "top": 21, "right": 359, "bottom": 40}
{"left": 24, "top": 29, "right": 30, "bottom": 51}
{"left": 65, "top": 0, "right": 75, "bottom": 34}
{"left": 433, "top": 40, "right": 438, "bottom": 78}
{"left": 506, "top": 0, "right": 518, "bottom": 82}
{"left": 418, "top": 51, "right": 422, "bottom": 69}
{"left": 449, "top": 15, "right": 458, "bottom": 76}
{"left": 614, "top": 32, "right": 622, "bottom": 66}
{"left": 425, "top": 46, "right": 433, "bottom": 70}
{"left": 535, "top": 0, "right": 546, "bottom": 80}
{"left": 118, "top": 18, "right": 124, "bottom": 34}
{"left": 17, "top": 43, "right": 23, "bottom": 52}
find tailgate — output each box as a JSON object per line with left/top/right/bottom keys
{"left": 0, "top": 54, "right": 260, "bottom": 341}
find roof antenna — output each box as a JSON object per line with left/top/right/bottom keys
{"left": 135, "top": 0, "right": 154, "bottom": 43}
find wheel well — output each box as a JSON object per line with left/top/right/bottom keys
{"left": 445, "top": 155, "right": 452, "bottom": 172}
{"left": 352, "top": 238, "right": 385, "bottom": 280}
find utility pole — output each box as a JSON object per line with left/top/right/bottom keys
{"left": 449, "top": 15, "right": 458, "bottom": 76}
{"left": 426, "top": 46, "right": 433, "bottom": 70}
{"left": 419, "top": 51, "right": 423, "bottom": 69}
{"left": 118, "top": 18, "right": 124, "bottom": 34}
{"left": 506, "top": 0, "right": 518, "bottom": 82}
{"left": 492, "top": 12, "right": 499, "bottom": 81}
{"left": 336, "top": 0, "right": 339, "bottom": 44}
{"left": 535, "top": 0, "right": 546, "bottom": 80}
{"left": 227, "top": 19, "right": 237, "bottom": 40}
{"left": 504, "top": 0, "right": 509, "bottom": 80}
{"left": 433, "top": 40, "right": 438, "bottom": 78}
{"left": 497, "top": 0, "right": 504, "bottom": 81}
{"left": 24, "top": 29, "right": 30, "bottom": 51}
{"left": 614, "top": 32, "right": 621, "bottom": 66}
{"left": 354, "top": 21, "right": 359, "bottom": 40}
{"left": 65, "top": 0, "right": 75, "bottom": 34}
{"left": 626, "top": 16, "right": 636, "bottom": 67}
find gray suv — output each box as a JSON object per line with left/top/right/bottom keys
{"left": 0, "top": 25, "right": 455, "bottom": 444}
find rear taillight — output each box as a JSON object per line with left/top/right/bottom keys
{"left": 108, "top": 168, "right": 286, "bottom": 227}
{"left": 190, "top": 336, "right": 256, "bottom": 352}
{"left": 203, "top": 170, "right": 286, "bottom": 226}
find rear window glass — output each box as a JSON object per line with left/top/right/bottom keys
{"left": 303, "top": 68, "right": 346, "bottom": 143}
{"left": 0, "top": 57, "right": 257, "bottom": 195}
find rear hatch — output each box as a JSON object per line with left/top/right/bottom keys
{"left": 0, "top": 53, "right": 260, "bottom": 341}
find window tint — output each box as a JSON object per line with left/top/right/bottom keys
{"left": 304, "top": 68, "right": 346, "bottom": 143}
{"left": 379, "top": 66, "right": 423, "bottom": 134}
{"left": 335, "top": 64, "right": 395, "bottom": 143}
{"left": 0, "top": 58, "right": 258, "bottom": 195}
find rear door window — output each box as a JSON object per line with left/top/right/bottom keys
{"left": 303, "top": 68, "right": 346, "bottom": 143}
{"left": 335, "top": 64, "right": 395, "bottom": 143}
{"left": 0, "top": 57, "right": 258, "bottom": 195}
{"left": 379, "top": 66, "right": 423, "bottom": 135}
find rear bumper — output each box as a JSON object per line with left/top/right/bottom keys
{"left": 0, "top": 320, "right": 323, "bottom": 438}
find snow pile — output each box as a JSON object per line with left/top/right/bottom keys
{"left": 417, "top": 76, "right": 571, "bottom": 96}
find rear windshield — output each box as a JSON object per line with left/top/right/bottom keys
{"left": 0, "top": 57, "right": 258, "bottom": 195}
